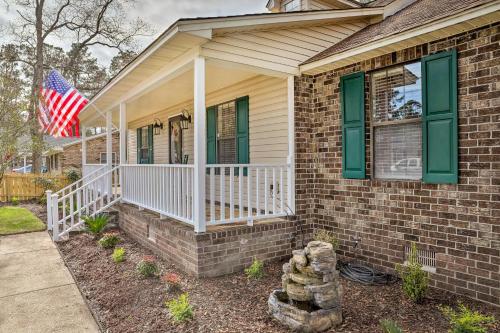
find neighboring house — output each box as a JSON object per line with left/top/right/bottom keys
{"left": 47, "top": 0, "right": 500, "bottom": 306}
{"left": 43, "top": 132, "right": 119, "bottom": 174}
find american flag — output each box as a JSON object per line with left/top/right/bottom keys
{"left": 38, "top": 69, "right": 87, "bottom": 137}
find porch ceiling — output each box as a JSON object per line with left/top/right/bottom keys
{"left": 84, "top": 61, "right": 260, "bottom": 126}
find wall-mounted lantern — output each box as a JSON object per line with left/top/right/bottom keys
{"left": 153, "top": 118, "right": 163, "bottom": 135}
{"left": 179, "top": 109, "right": 192, "bottom": 130}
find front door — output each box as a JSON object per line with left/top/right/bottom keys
{"left": 169, "top": 117, "right": 183, "bottom": 164}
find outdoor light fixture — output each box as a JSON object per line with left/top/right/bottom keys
{"left": 153, "top": 118, "right": 163, "bottom": 135}
{"left": 179, "top": 109, "right": 192, "bottom": 130}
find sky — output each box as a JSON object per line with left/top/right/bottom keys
{"left": 0, "top": 0, "right": 268, "bottom": 65}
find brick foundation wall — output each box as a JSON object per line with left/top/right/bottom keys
{"left": 61, "top": 132, "right": 120, "bottom": 171}
{"left": 115, "top": 203, "right": 300, "bottom": 277}
{"left": 295, "top": 23, "right": 500, "bottom": 305}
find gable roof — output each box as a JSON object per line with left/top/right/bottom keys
{"left": 302, "top": 0, "right": 496, "bottom": 65}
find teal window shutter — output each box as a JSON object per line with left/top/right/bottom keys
{"left": 136, "top": 127, "right": 142, "bottom": 164}
{"left": 341, "top": 72, "right": 365, "bottom": 179}
{"left": 236, "top": 96, "right": 249, "bottom": 176}
{"left": 207, "top": 106, "right": 217, "bottom": 165}
{"left": 422, "top": 50, "right": 458, "bottom": 184}
{"left": 236, "top": 96, "right": 249, "bottom": 164}
{"left": 147, "top": 124, "right": 154, "bottom": 164}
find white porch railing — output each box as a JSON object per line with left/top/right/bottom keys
{"left": 56, "top": 164, "right": 107, "bottom": 199}
{"left": 121, "top": 165, "right": 194, "bottom": 225}
{"left": 47, "top": 163, "right": 291, "bottom": 240}
{"left": 206, "top": 163, "right": 291, "bottom": 225}
{"left": 47, "top": 166, "right": 121, "bottom": 241}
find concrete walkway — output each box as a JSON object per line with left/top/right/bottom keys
{"left": 0, "top": 232, "right": 100, "bottom": 333}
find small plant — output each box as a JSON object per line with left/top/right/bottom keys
{"left": 313, "top": 229, "right": 339, "bottom": 250}
{"left": 440, "top": 303, "right": 495, "bottom": 333}
{"left": 136, "top": 255, "right": 159, "bottom": 277}
{"left": 65, "top": 169, "right": 81, "bottom": 183}
{"left": 165, "top": 293, "right": 193, "bottom": 323}
{"left": 396, "top": 242, "right": 428, "bottom": 303}
{"left": 10, "top": 197, "right": 19, "bottom": 206}
{"left": 34, "top": 177, "right": 57, "bottom": 192}
{"left": 112, "top": 247, "right": 126, "bottom": 263}
{"left": 38, "top": 196, "right": 47, "bottom": 205}
{"left": 98, "top": 233, "right": 120, "bottom": 249}
{"left": 245, "top": 257, "right": 264, "bottom": 279}
{"left": 380, "top": 319, "right": 404, "bottom": 333}
{"left": 162, "top": 272, "right": 182, "bottom": 292}
{"left": 83, "top": 214, "right": 109, "bottom": 237}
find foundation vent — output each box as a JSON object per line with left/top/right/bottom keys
{"left": 147, "top": 224, "right": 156, "bottom": 243}
{"left": 404, "top": 246, "right": 436, "bottom": 273}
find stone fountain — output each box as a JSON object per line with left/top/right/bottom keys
{"left": 268, "top": 241, "right": 342, "bottom": 332}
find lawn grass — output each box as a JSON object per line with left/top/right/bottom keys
{"left": 0, "top": 206, "right": 45, "bottom": 235}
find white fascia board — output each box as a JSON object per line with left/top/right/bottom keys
{"left": 79, "top": 26, "right": 181, "bottom": 117}
{"left": 113, "top": 47, "right": 199, "bottom": 109}
{"left": 177, "top": 8, "right": 384, "bottom": 32}
{"left": 301, "top": 1, "right": 500, "bottom": 73}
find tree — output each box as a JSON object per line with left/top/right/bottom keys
{"left": 0, "top": 45, "right": 27, "bottom": 183}
{"left": 63, "top": 44, "right": 108, "bottom": 97}
{"left": 8, "top": 0, "right": 149, "bottom": 173}
{"left": 109, "top": 49, "right": 137, "bottom": 77}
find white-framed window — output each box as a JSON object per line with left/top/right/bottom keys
{"left": 283, "top": 0, "right": 301, "bottom": 12}
{"left": 371, "top": 61, "right": 423, "bottom": 180}
{"left": 100, "top": 152, "right": 117, "bottom": 165}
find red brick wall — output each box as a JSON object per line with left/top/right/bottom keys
{"left": 295, "top": 23, "right": 500, "bottom": 306}
{"left": 116, "top": 203, "right": 299, "bottom": 277}
{"left": 61, "top": 132, "right": 120, "bottom": 172}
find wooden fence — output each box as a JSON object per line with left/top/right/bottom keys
{"left": 0, "top": 173, "right": 69, "bottom": 202}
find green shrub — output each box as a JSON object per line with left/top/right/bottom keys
{"left": 10, "top": 197, "right": 19, "bottom": 206}
{"left": 380, "top": 319, "right": 404, "bottom": 333}
{"left": 396, "top": 242, "right": 428, "bottom": 303}
{"left": 440, "top": 303, "right": 495, "bottom": 333}
{"left": 83, "top": 214, "right": 109, "bottom": 236}
{"left": 166, "top": 293, "right": 193, "bottom": 323}
{"left": 112, "top": 247, "right": 126, "bottom": 263}
{"left": 313, "top": 229, "right": 339, "bottom": 250}
{"left": 136, "top": 255, "right": 158, "bottom": 277}
{"left": 65, "top": 169, "right": 81, "bottom": 183}
{"left": 38, "top": 196, "right": 47, "bottom": 206}
{"left": 98, "top": 233, "right": 120, "bottom": 249}
{"left": 245, "top": 257, "right": 264, "bottom": 279}
{"left": 34, "top": 177, "right": 58, "bottom": 192}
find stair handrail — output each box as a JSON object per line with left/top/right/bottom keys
{"left": 58, "top": 165, "right": 120, "bottom": 201}
{"left": 51, "top": 165, "right": 121, "bottom": 241}
{"left": 55, "top": 164, "right": 108, "bottom": 196}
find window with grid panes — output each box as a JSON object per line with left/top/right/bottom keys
{"left": 371, "top": 62, "right": 423, "bottom": 180}
{"left": 217, "top": 101, "right": 237, "bottom": 164}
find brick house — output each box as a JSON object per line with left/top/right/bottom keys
{"left": 44, "top": 132, "right": 119, "bottom": 174}
{"left": 47, "top": 0, "right": 499, "bottom": 306}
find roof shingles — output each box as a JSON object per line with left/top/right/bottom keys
{"left": 303, "top": 0, "right": 494, "bottom": 65}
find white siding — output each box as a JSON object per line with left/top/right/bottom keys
{"left": 127, "top": 75, "right": 289, "bottom": 165}
{"left": 201, "top": 22, "right": 368, "bottom": 75}
{"left": 309, "top": 0, "right": 342, "bottom": 10}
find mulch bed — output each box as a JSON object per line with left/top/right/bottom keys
{"left": 57, "top": 229, "right": 500, "bottom": 333}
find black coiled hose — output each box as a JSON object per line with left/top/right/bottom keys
{"left": 338, "top": 260, "right": 398, "bottom": 285}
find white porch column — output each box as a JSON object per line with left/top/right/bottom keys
{"left": 287, "top": 75, "right": 296, "bottom": 214}
{"left": 81, "top": 125, "right": 87, "bottom": 166}
{"left": 119, "top": 103, "right": 127, "bottom": 165}
{"left": 193, "top": 55, "right": 206, "bottom": 233}
{"left": 119, "top": 103, "right": 127, "bottom": 201}
{"left": 106, "top": 111, "right": 113, "bottom": 195}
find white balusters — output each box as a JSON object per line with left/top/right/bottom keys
{"left": 204, "top": 163, "right": 289, "bottom": 225}
{"left": 119, "top": 165, "right": 195, "bottom": 225}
